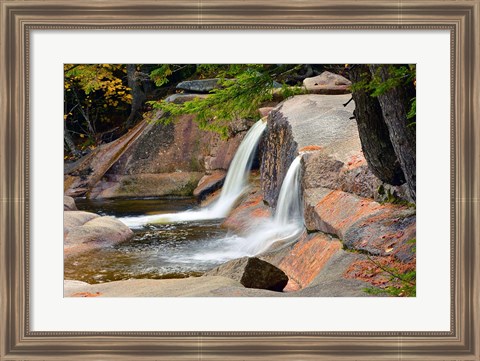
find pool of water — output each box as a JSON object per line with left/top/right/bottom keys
{"left": 65, "top": 198, "right": 232, "bottom": 284}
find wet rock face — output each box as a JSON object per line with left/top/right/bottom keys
{"left": 221, "top": 191, "right": 272, "bottom": 233}
{"left": 260, "top": 110, "right": 297, "bottom": 207}
{"left": 79, "top": 114, "right": 248, "bottom": 199}
{"left": 260, "top": 94, "right": 356, "bottom": 207}
{"left": 204, "top": 131, "right": 246, "bottom": 172}
{"left": 205, "top": 257, "right": 289, "bottom": 292}
{"left": 110, "top": 114, "right": 207, "bottom": 175}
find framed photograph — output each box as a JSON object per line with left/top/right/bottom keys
{"left": 1, "top": 0, "right": 479, "bottom": 360}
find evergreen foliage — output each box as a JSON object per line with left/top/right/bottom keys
{"left": 149, "top": 64, "right": 306, "bottom": 137}
{"left": 350, "top": 64, "right": 416, "bottom": 121}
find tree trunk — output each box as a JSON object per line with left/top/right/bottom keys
{"left": 126, "top": 64, "right": 146, "bottom": 128}
{"left": 369, "top": 65, "right": 416, "bottom": 200}
{"left": 349, "top": 65, "right": 405, "bottom": 186}
{"left": 64, "top": 124, "right": 79, "bottom": 156}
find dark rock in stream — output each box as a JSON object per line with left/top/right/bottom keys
{"left": 205, "top": 257, "right": 288, "bottom": 292}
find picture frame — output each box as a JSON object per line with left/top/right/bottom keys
{"left": 1, "top": 0, "right": 478, "bottom": 359}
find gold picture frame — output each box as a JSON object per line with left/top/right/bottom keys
{"left": 1, "top": 1, "right": 479, "bottom": 359}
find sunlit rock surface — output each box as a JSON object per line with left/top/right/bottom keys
{"left": 303, "top": 71, "right": 352, "bottom": 94}
{"left": 64, "top": 211, "right": 133, "bottom": 259}
{"left": 261, "top": 94, "right": 357, "bottom": 207}
{"left": 304, "top": 189, "right": 416, "bottom": 262}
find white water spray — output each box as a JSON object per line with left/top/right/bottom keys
{"left": 235, "top": 155, "right": 304, "bottom": 255}
{"left": 120, "top": 119, "right": 266, "bottom": 227}
{"left": 273, "top": 156, "right": 303, "bottom": 226}
{"left": 186, "top": 155, "right": 305, "bottom": 262}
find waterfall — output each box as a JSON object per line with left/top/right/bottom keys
{"left": 120, "top": 119, "right": 266, "bottom": 227}
{"left": 273, "top": 156, "right": 303, "bottom": 226}
{"left": 237, "top": 155, "right": 305, "bottom": 255}
{"left": 188, "top": 155, "right": 305, "bottom": 261}
{"left": 207, "top": 119, "right": 267, "bottom": 217}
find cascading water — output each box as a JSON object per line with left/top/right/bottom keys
{"left": 78, "top": 153, "right": 306, "bottom": 280}
{"left": 120, "top": 119, "right": 266, "bottom": 227}
{"left": 207, "top": 119, "right": 267, "bottom": 217}
{"left": 273, "top": 156, "right": 303, "bottom": 226}
{"left": 186, "top": 155, "right": 305, "bottom": 262}
{"left": 229, "top": 155, "right": 305, "bottom": 255}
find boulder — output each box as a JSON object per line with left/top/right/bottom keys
{"left": 64, "top": 196, "right": 77, "bottom": 211}
{"left": 176, "top": 78, "right": 220, "bottom": 93}
{"left": 205, "top": 257, "right": 289, "bottom": 292}
{"left": 193, "top": 170, "right": 226, "bottom": 199}
{"left": 303, "top": 189, "right": 416, "bottom": 261}
{"left": 303, "top": 71, "right": 351, "bottom": 94}
{"left": 164, "top": 93, "right": 208, "bottom": 103}
{"left": 302, "top": 151, "right": 345, "bottom": 190}
{"left": 261, "top": 94, "right": 356, "bottom": 207}
{"left": 303, "top": 150, "right": 380, "bottom": 200}
{"left": 339, "top": 159, "right": 382, "bottom": 199}
{"left": 64, "top": 211, "right": 99, "bottom": 235}
{"left": 302, "top": 150, "right": 410, "bottom": 202}
{"left": 64, "top": 215, "right": 134, "bottom": 258}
